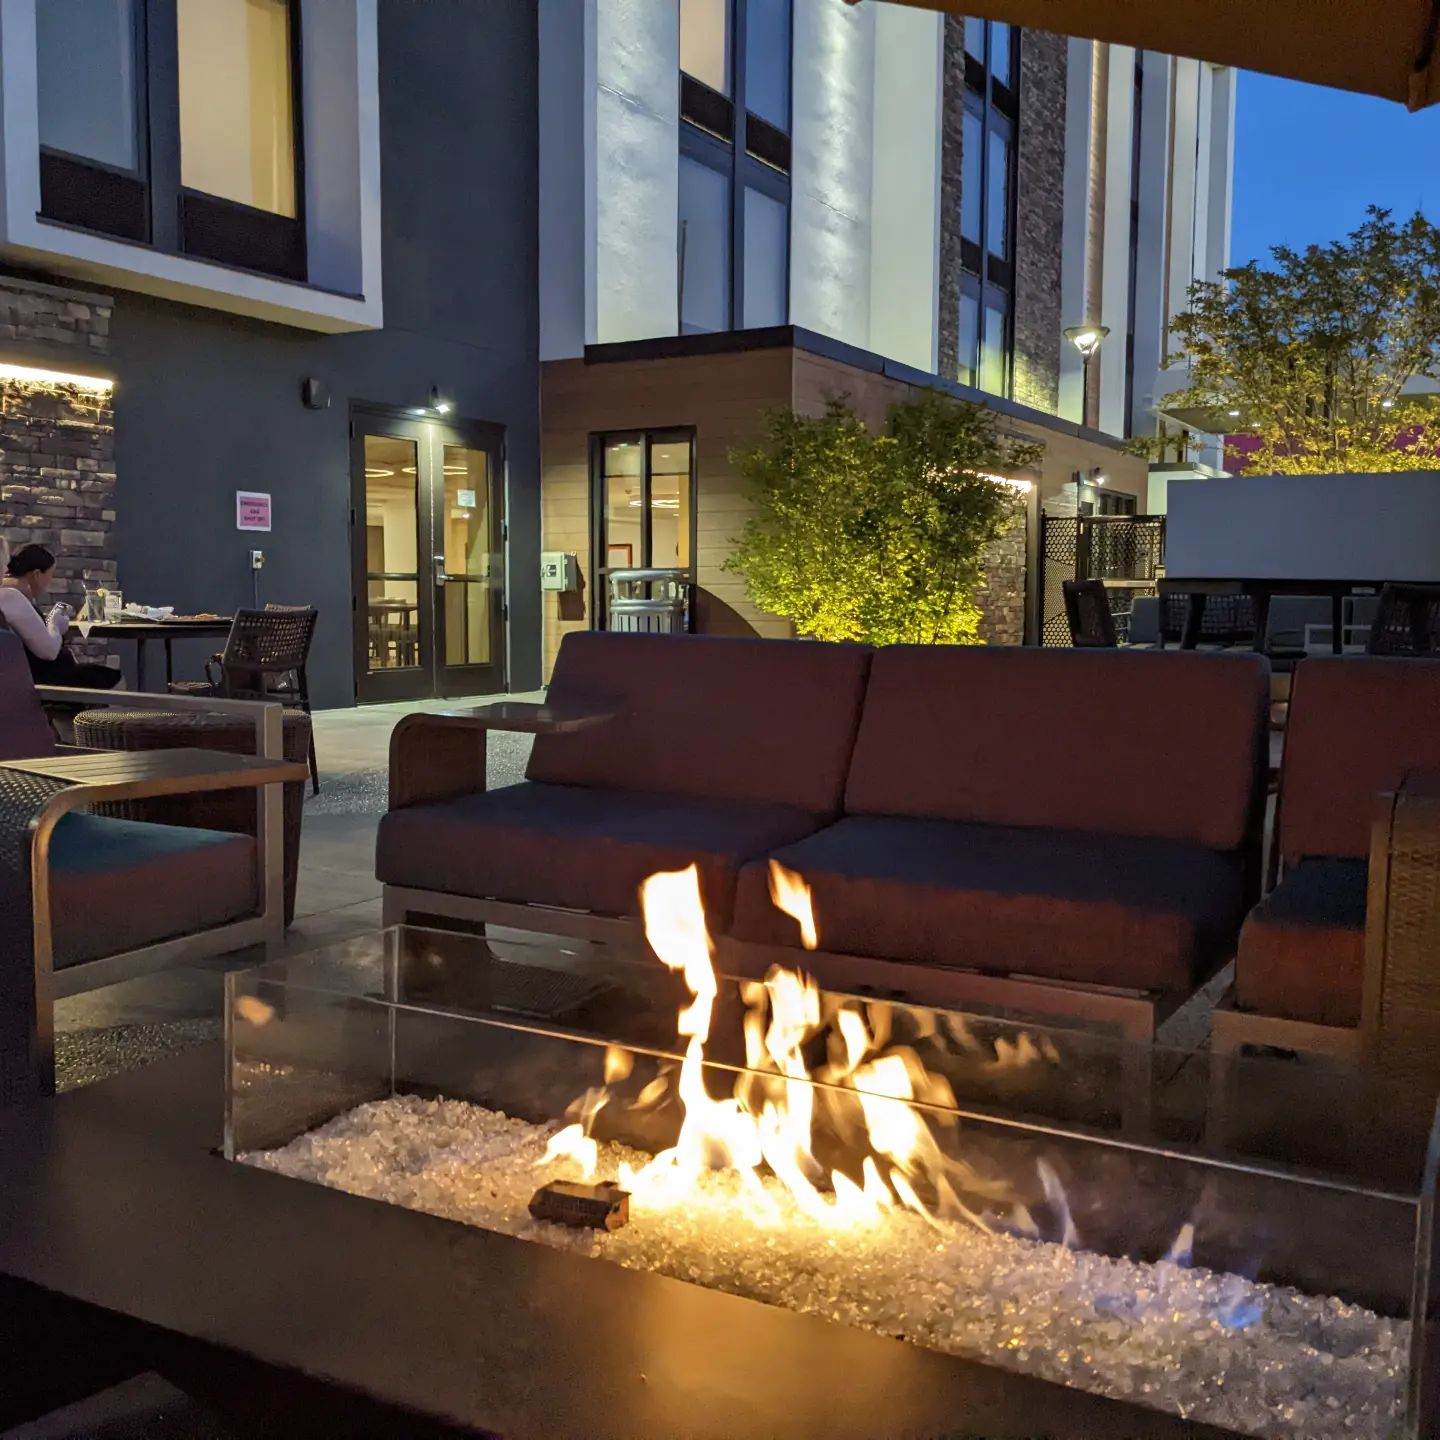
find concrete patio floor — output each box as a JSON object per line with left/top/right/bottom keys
{"left": 52, "top": 692, "right": 542, "bottom": 1090}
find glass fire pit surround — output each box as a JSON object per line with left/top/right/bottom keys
{"left": 225, "top": 924, "right": 1440, "bottom": 1440}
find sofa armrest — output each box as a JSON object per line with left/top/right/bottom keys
{"left": 387, "top": 705, "right": 613, "bottom": 812}
{"left": 1361, "top": 772, "right": 1440, "bottom": 1064}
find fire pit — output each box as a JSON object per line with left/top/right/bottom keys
{"left": 226, "top": 868, "right": 1435, "bottom": 1440}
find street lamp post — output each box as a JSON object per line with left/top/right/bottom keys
{"left": 1064, "top": 324, "right": 1110, "bottom": 428}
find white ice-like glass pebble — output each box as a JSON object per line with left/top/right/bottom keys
{"left": 239, "top": 1095, "right": 1409, "bottom": 1440}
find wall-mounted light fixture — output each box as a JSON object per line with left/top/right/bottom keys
{"left": 428, "top": 385, "right": 452, "bottom": 415}
{"left": 0, "top": 361, "right": 113, "bottom": 392}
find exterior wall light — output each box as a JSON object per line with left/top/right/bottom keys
{"left": 0, "top": 362, "right": 113, "bottom": 392}
{"left": 428, "top": 385, "right": 452, "bottom": 415}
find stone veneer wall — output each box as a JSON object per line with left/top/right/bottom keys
{"left": 937, "top": 21, "right": 1067, "bottom": 417}
{"left": 0, "top": 276, "right": 117, "bottom": 638}
{"left": 975, "top": 494, "right": 1027, "bottom": 646}
{"left": 1011, "top": 31, "right": 1067, "bottom": 414}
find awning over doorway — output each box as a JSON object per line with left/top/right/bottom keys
{"left": 872, "top": 0, "right": 1440, "bottom": 110}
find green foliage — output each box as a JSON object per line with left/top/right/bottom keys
{"left": 1154, "top": 207, "right": 1440, "bottom": 474}
{"left": 724, "top": 389, "right": 1041, "bottom": 645}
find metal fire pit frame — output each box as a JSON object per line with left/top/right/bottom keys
{"left": 0, "top": 1047, "right": 1249, "bottom": 1440}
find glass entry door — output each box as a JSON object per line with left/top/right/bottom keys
{"left": 351, "top": 412, "right": 505, "bottom": 703}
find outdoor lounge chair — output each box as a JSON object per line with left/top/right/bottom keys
{"left": 1215, "top": 657, "right": 1440, "bottom": 1131}
{"left": 0, "top": 634, "right": 300, "bottom": 1099}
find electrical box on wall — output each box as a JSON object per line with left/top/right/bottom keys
{"left": 540, "top": 551, "right": 578, "bottom": 592}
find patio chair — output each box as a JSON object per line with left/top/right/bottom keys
{"left": 1061, "top": 579, "right": 1117, "bottom": 647}
{"left": 1366, "top": 582, "right": 1440, "bottom": 657}
{"left": 0, "top": 633, "right": 297, "bottom": 1099}
{"left": 171, "top": 606, "right": 320, "bottom": 794}
{"left": 1159, "top": 592, "right": 1258, "bottom": 649}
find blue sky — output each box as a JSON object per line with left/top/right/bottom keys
{"left": 1230, "top": 72, "right": 1440, "bottom": 266}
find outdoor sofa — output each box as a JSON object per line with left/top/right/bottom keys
{"left": 379, "top": 631, "right": 1271, "bottom": 1044}
{"left": 0, "top": 633, "right": 299, "bottom": 1099}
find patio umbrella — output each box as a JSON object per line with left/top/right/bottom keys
{"left": 867, "top": 0, "right": 1440, "bottom": 110}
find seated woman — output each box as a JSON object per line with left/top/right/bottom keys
{"left": 0, "top": 541, "right": 122, "bottom": 689}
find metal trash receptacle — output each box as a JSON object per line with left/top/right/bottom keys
{"left": 605, "top": 568, "right": 690, "bottom": 635}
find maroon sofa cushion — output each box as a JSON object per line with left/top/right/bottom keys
{"left": 527, "top": 633, "right": 870, "bottom": 816}
{"left": 50, "top": 814, "right": 256, "bottom": 966}
{"left": 730, "top": 817, "right": 1248, "bottom": 994}
{"left": 377, "top": 781, "right": 821, "bottom": 930}
{"left": 0, "top": 633, "right": 57, "bottom": 759}
{"left": 1280, "top": 657, "right": 1440, "bottom": 863}
{"left": 844, "top": 646, "right": 1269, "bottom": 851}
{"left": 1234, "top": 858, "right": 1368, "bottom": 1027}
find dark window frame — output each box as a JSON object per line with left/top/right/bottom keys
{"left": 590, "top": 428, "right": 699, "bottom": 628}
{"left": 957, "top": 19, "right": 1019, "bottom": 397}
{"left": 679, "top": 0, "right": 792, "bottom": 333}
{"left": 36, "top": 0, "right": 307, "bottom": 284}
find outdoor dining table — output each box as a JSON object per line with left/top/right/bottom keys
{"left": 1156, "top": 577, "right": 1383, "bottom": 655}
{"left": 88, "top": 617, "right": 233, "bottom": 691}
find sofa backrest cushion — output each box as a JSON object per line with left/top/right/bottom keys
{"left": 845, "top": 645, "right": 1269, "bottom": 850}
{"left": 0, "top": 633, "right": 57, "bottom": 759}
{"left": 1280, "top": 656, "right": 1440, "bottom": 861}
{"left": 527, "top": 632, "right": 871, "bottom": 815}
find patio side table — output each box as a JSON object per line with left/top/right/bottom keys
{"left": 73, "top": 708, "right": 311, "bottom": 927}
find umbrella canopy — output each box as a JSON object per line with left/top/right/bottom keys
{"left": 877, "top": 0, "right": 1440, "bottom": 110}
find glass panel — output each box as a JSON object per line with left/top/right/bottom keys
{"left": 963, "top": 16, "right": 986, "bottom": 61}
{"left": 229, "top": 929, "right": 1434, "bottom": 1440}
{"left": 679, "top": 154, "right": 732, "bottom": 335}
{"left": 961, "top": 102, "right": 983, "bottom": 246}
{"left": 178, "top": 0, "right": 297, "bottom": 216}
{"left": 990, "top": 21, "right": 1013, "bottom": 84}
{"left": 986, "top": 116, "right": 1012, "bottom": 260}
{"left": 363, "top": 436, "right": 421, "bottom": 672}
{"left": 745, "top": 0, "right": 791, "bottom": 130}
{"left": 742, "top": 188, "right": 788, "bottom": 328}
{"left": 958, "top": 286, "right": 980, "bottom": 386}
{"left": 648, "top": 436, "right": 692, "bottom": 569}
{"left": 980, "top": 297, "right": 1008, "bottom": 395}
{"left": 441, "top": 445, "right": 492, "bottom": 669}
{"left": 602, "top": 438, "right": 644, "bottom": 572}
{"left": 680, "top": 0, "right": 730, "bottom": 95}
{"left": 37, "top": 0, "right": 137, "bottom": 171}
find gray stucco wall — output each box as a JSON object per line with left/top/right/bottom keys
{"left": 105, "top": 0, "right": 540, "bottom": 709}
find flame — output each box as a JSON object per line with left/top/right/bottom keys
{"left": 542, "top": 1123, "right": 598, "bottom": 1180}
{"left": 536, "top": 862, "right": 1079, "bottom": 1246}
{"left": 767, "top": 860, "right": 818, "bottom": 950}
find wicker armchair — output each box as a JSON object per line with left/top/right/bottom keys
{"left": 1062, "top": 579, "right": 1118, "bottom": 648}
{"left": 171, "top": 606, "right": 319, "bottom": 793}
{"left": 1366, "top": 582, "right": 1440, "bottom": 656}
{"left": 0, "top": 634, "right": 300, "bottom": 1100}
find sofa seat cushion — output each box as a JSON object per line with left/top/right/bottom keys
{"left": 50, "top": 814, "right": 257, "bottom": 967}
{"left": 1235, "top": 859, "right": 1368, "bottom": 1027}
{"left": 377, "top": 782, "right": 823, "bottom": 929}
{"left": 731, "top": 817, "right": 1249, "bottom": 994}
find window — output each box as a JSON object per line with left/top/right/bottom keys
{"left": 956, "top": 19, "right": 1018, "bottom": 398}
{"left": 679, "top": 155, "right": 732, "bottom": 334}
{"left": 594, "top": 431, "right": 697, "bottom": 624}
{"left": 743, "top": 186, "right": 788, "bottom": 327}
{"left": 681, "top": 0, "right": 730, "bottom": 96}
{"left": 178, "top": 0, "right": 297, "bottom": 217}
{"left": 679, "top": 0, "right": 792, "bottom": 334}
{"left": 34, "top": 0, "right": 305, "bottom": 281}
{"left": 37, "top": 0, "right": 140, "bottom": 172}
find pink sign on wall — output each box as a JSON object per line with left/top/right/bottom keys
{"left": 236, "top": 491, "right": 272, "bottom": 532}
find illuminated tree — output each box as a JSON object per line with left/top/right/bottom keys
{"left": 726, "top": 390, "right": 1039, "bottom": 645}
{"left": 1156, "top": 207, "right": 1440, "bottom": 474}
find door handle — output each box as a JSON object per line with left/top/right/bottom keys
{"left": 433, "top": 554, "right": 446, "bottom": 586}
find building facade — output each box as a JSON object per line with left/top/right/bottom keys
{"left": 538, "top": 0, "right": 1235, "bottom": 669}
{"left": 0, "top": 0, "right": 542, "bottom": 708}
